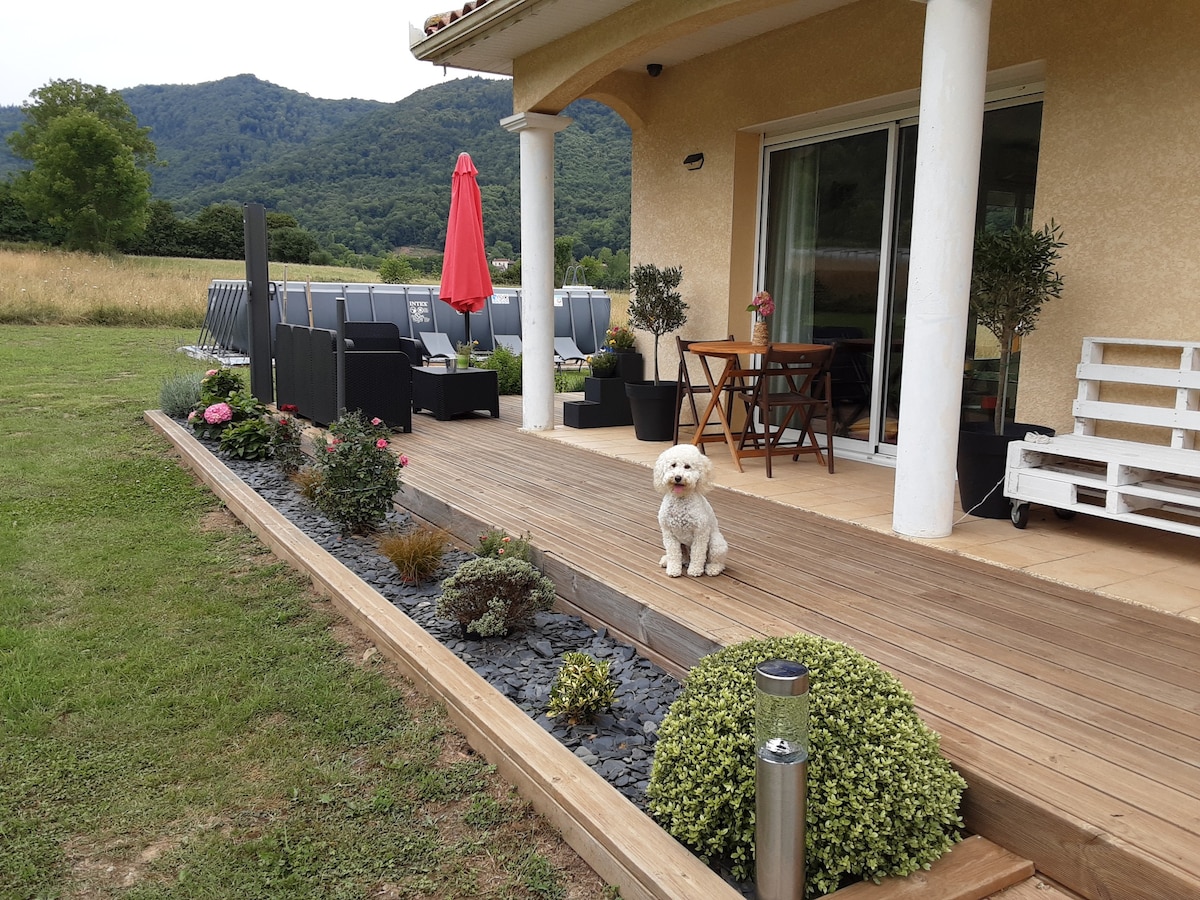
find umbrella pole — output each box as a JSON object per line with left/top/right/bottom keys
{"left": 463, "top": 312, "right": 471, "bottom": 364}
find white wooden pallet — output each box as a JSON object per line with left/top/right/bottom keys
{"left": 1004, "top": 337, "right": 1200, "bottom": 535}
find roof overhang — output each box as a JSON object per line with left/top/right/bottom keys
{"left": 410, "top": 0, "right": 858, "bottom": 80}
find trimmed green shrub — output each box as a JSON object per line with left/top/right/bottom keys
{"left": 480, "top": 345, "right": 522, "bottom": 394}
{"left": 219, "top": 417, "right": 274, "bottom": 460}
{"left": 548, "top": 652, "right": 617, "bottom": 725}
{"left": 437, "top": 557, "right": 555, "bottom": 638}
{"left": 647, "top": 634, "right": 966, "bottom": 896}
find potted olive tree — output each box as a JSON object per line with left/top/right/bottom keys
{"left": 625, "top": 263, "right": 688, "bottom": 441}
{"left": 958, "top": 221, "right": 1065, "bottom": 519}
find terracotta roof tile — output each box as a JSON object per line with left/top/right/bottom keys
{"left": 423, "top": 0, "right": 495, "bottom": 36}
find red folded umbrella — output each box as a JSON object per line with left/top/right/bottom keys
{"left": 440, "top": 153, "right": 494, "bottom": 349}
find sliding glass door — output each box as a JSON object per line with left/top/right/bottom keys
{"left": 759, "top": 100, "right": 1042, "bottom": 458}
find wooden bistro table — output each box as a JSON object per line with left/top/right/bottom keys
{"left": 687, "top": 340, "right": 826, "bottom": 472}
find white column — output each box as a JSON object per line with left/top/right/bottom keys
{"left": 893, "top": 0, "right": 992, "bottom": 538}
{"left": 500, "top": 111, "right": 573, "bottom": 431}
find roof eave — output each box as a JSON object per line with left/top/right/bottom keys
{"left": 410, "top": 0, "right": 533, "bottom": 76}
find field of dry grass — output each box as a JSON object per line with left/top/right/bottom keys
{"left": 0, "top": 245, "right": 629, "bottom": 330}
{"left": 0, "top": 248, "right": 395, "bottom": 327}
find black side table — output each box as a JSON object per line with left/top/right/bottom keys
{"left": 412, "top": 367, "right": 500, "bottom": 421}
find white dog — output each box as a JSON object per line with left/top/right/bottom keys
{"left": 653, "top": 444, "right": 728, "bottom": 577}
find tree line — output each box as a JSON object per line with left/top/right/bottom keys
{"left": 1, "top": 77, "right": 632, "bottom": 288}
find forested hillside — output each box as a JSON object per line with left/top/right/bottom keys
{"left": 0, "top": 75, "right": 631, "bottom": 257}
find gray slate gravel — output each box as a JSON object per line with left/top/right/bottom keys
{"left": 217, "top": 450, "right": 682, "bottom": 815}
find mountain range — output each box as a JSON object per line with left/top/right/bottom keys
{"left": 0, "top": 74, "right": 632, "bottom": 256}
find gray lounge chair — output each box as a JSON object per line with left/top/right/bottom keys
{"left": 494, "top": 334, "right": 523, "bottom": 355}
{"left": 554, "top": 336, "right": 588, "bottom": 370}
{"left": 419, "top": 331, "right": 458, "bottom": 362}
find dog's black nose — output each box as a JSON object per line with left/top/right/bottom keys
{"left": 673, "top": 475, "right": 683, "bottom": 483}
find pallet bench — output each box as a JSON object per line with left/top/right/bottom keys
{"left": 1004, "top": 337, "right": 1200, "bottom": 535}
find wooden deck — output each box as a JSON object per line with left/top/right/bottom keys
{"left": 390, "top": 396, "right": 1200, "bottom": 900}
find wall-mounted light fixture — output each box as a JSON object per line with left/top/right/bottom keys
{"left": 683, "top": 152, "right": 704, "bottom": 171}
{"left": 646, "top": 63, "right": 663, "bottom": 77}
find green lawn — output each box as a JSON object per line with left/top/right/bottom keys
{"left": 0, "top": 326, "right": 604, "bottom": 899}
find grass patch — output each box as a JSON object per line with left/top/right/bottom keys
{"left": 0, "top": 324, "right": 607, "bottom": 898}
{"left": 0, "top": 249, "right": 428, "bottom": 328}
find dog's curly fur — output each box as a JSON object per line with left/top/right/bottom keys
{"left": 653, "top": 444, "right": 728, "bottom": 577}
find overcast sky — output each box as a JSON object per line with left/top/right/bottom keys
{"left": 0, "top": 1, "right": 501, "bottom": 107}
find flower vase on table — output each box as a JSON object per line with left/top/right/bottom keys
{"left": 748, "top": 290, "right": 774, "bottom": 346}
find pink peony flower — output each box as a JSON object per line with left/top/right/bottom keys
{"left": 371, "top": 417, "right": 383, "bottom": 426}
{"left": 205, "top": 369, "right": 218, "bottom": 377}
{"left": 375, "top": 438, "right": 389, "bottom": 449}
{"left": 203, "top": 402, "right": 233, "bottom": 425}
{"left": 399, "top": 454, "right": 409, "bottom": 467}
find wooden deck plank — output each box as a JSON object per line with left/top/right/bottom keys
{"left": 391, "top": 400, "right": 1200, "bottom": 900}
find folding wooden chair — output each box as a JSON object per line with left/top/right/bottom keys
{"left": 673, "top": 335, "right": 747, "bottom": 447}
{"left": 738, "top": 344, "right": 835, "bottom": 476}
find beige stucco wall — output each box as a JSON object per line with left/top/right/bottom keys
{"left": 516, "top": 0, "right": 1200, "bottom": 421}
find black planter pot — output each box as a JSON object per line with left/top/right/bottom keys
{"left": 613, "top": 350, "right": 644, "bottom": 383}
{"left": 957, "top": 421, "right": 1054, "bottom": 519}
{"left": 625, "top": 380, "right": 679, "bottom": 442}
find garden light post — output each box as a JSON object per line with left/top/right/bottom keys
{"left": 755, "top": 659, "right": 810, "bottom": 900}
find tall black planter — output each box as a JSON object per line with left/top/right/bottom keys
{"left": 625, "top": 380, "right": 679, "bottom": 442}
{"left": 957, "top": 421, "right": 1054, "bottom": 519}
{"left": 614, "top": 350, "right": 644, "bottom": 384}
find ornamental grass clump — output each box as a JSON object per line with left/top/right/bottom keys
{"left": 647, "top": 634, "right": 966, "bottom": 897}
{"left": 309, "top": 411, "right": 406, "bottom": 534}
{"left": 158, "top": 371, "right": 203, "bottom": 418}
{"left": 547, "top": 652, "right": 617, "bottom": 725}
{"left": 474, "top": 527, "right": 533, "bottom": 562}
{"left": 378, "top": 524, "right": 450, "bottom": 584}
{"left": 437, "top": 557, "right": 555, "bottom": 638}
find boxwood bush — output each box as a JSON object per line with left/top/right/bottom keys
{"left": 646, "top": 634, "right": 966, "bottom": 897}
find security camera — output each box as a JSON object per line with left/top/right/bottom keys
{"left": 647, "top": 63, "right": 663, "bottom": 78}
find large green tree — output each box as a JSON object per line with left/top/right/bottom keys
{"left": 8, "top": 80, "right": 156, "bottom": 251}
{"left": 9, "top": 79, "right": 156, "bottom": 167}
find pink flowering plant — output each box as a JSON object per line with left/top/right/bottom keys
{"left": 309, "top": 411, "right": 405, "bottom": 533}
{"left": 187, "top": 366, "right": 264, "bottom": 440}
{"left": 200, "top": 367, "right": 244, "bottom": 398}
{"left": 269, "top": 415, "right": 305, "bottom": 474}
{"left": 473, "top": 526, "right": 533, "bottom": 562}
{"left": 747, "top": 290, "right": 775, "bottom": 320}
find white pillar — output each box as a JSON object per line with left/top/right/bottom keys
{"left": 893, "top": 0, "right": 992, "bottom": 538}
{"left": 500, "top": 111, "right": 573, "bottom": 431}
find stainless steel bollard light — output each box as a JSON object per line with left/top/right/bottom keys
{"left": 755, "top": 659, "right": 810, "bottom": 900}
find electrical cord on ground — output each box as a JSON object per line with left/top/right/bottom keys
{"left": 954, "top": 474, "right": 1006, "bottom": 524}
{"left": 953, "top": 431, "right": 1050, "bottom": 524}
